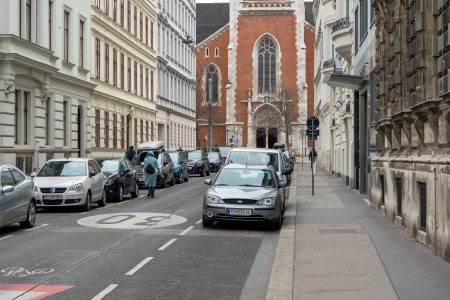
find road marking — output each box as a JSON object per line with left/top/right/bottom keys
{"left": 0, "top": 284, "right": 73, "bottom": 299}
{"left": 92, "top": 284, "right": 118, "bottom": 300}
{"left": 158, "top": 238, "right": 177, "bottom": 251}
{"left": 0, "top": 235, "right": 13, "bottom": 241}
{"left": 196, "top": 219, "right": 202, "bottom": 224}
{"left": 80, "top": 211, "right": 90, "bottom": 215}
{"left": 179, "top": 226, "right": 194, "bottom": 236}
{"left": 78, "top": 213, "right": 187, "bottom": 230}
{"left": 25, "top": 224, "right": 49, "bottom": 232}
{"left": 125, "top": 257, "right": 153, "bottom": 275}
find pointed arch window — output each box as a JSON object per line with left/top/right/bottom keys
{"left": 258, "top": 37, "right": 277, "bottom": 93}
{"left": 205, "top": 64, "right": 219, "bottom": 102}
{"left": 205, "top": 47, "right": 210, "bottom": 57}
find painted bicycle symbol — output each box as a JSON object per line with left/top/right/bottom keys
{"left": 1, "top": 267, "right": 54, "bottom": 278}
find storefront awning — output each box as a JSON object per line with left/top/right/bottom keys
{"left": 323, "top": 73, "right": 366, "bottom": 89}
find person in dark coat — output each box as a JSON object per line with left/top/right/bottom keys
{"left": 125, "top": 146, "right": 136, "bottom": 161}
{"left": 144, "top": 151, "right": 159, "bottom": 198}
{"left": 309, "top": 147, "right": 317, "bottom": 169}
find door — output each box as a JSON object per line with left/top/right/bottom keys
{"left": 0, "top": 168, "right": 20, "bottom": 225}
{"left": 256, "top": 128, "right": 266, "bottom": 148}
{"left": 121, "top": 159, "right": 134, "bottom": 192}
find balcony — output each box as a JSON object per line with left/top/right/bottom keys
{"left": 322, "top": 58, "right": 335, "bottom": 73}
{"left": 331, "top": 17, "right": 353, "bottom": 62}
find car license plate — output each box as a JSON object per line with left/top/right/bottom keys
{"left": 42, "top": 194, "right": 63, "bottom": 200}
{"left": 228, "top": 209, "right": 252, "bottom": 216}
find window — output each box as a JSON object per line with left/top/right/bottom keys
{"left": 64, "top": 11, "right": 70, "bottom": 61}
{"left": 151, "top": 71, "right": 154, "bottom": 101}
{"left": 127, "top": 0, "right": 131, "bottom": 31}
{"left": 26, "top": 0, "right": 32, "bottom": 41}
{"left": 150, "top": 21, "right": 154, "bottom": 49}
{"left": 134, "top": 6, "right": 137, "bottom": 37}
{"left": 45, "top": 97, "right": 51, "bottom": 145}
{"left": 140, "top": 119, "right": 143, "bottom": 142}
{"left": 95, "top": 109, "right": 100, "bottom": 147}
{"left": 360, "top": 0, "right": 368, "bottom": 43}
{"left": 215, "top": 47, "right": 219, "bottom": 57}
{"left": 95, "top": 38, "right": 100, "bottom": 78}
{"left": 48, "top": 1, "right": 52, "bottom": 50}
{"left": 95, "top": 0, "right": 101, "bottom": 8}
{"left": 105, "top": 0, "right": 109, "bottom": 15}
{"left": 379, "top": 174, "right": 385, "bottom": 205}
{"left": 140, "top": 64, "right": 143, "bottom": 96}
{"left": 258, "top": 37, "right": 277, "bottom": 93}
{"left": 134, "top": 119, "right": 137, "bottom": 146}
{"left": 205, "top": 64, "right": 219, "bottom": 102}
{"left": 134, "top": 61, "right": 137, "bottom": 93}
{"left": 128, "top": 57, "right": 131, "bottom": 91}
{"left": 14, "top": 90, "right": 31, "bottom": 145}
{"left": 120, "top": 53, "right": 124, "bottom": 88}
{"left": 145, "top": 17, "right": 148, "bottom": 45}
{"left": 419, "top": 182, "right": 427, "bottom": 231}
{"left": 120, "top": 115, "right": 125, "bottom": 148}
{"left": 79, "top": 20, "right": 85, "bottom": 68}
{"left": 63, "top": 100, "right": 68, "bottom": 146}
{"left": 205, "top": 47, "right": 209, "bottom": 57}
{"left": 151, "top": 122, "right": 154, "bottom": 140}
{"left": 140, "top": 11, "right": 143, "bottom": 41}
{"left": 104, "top": 111, "right": 109, "bottom": 148}
{"left": 113, "top": 114, "right": 117, "bottom": 148}
{"left": 105, "top": 43, "right": 110, "bottom": 82}
{"left": 113, "top": 0, "right": 117, "bottom": 21}
{"left": 120, "top": 0, "right": 124, "bottom": 27}
{"left": 113, "top": 48, "right": 117, "bottom": 85}
{"left": 355, "top": 7, "right": 359, "bottom": 52}
{"left": 146, "top": 121, "right": 149, "bottom": 141}
{"left": 145, "top": 67, "right": 149, "bottom": 98}
{"left": 396, "top": 177, "right": 403, "bottom": 216}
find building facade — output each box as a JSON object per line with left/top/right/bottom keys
{"left": 0, "top": 0, "right": 95, "bottom": 174}
{"left": 371, "top": 0, "right": 450, "bottom": 261}
{"left": 313, "top": 0, "right": 376, "bottom": 194}
{"left": 196, "top": 0, "right": 315, "bottom": 153}
{"left": 157, "top": 0, "right": 197, "bottom": 150}
{"left": 90, "top": 0, "right": 158, "bottom": 157}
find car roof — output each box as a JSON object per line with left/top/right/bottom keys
{"left": 46, "top": 158, "right": 92, "bottom": 162}
{"left": 137, "top": 140, "right": 164, "bottom": 150}
{"left": 227, "top": 147, "right": 281, "bottom": 154}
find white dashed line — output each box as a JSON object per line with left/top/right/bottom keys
{"left": 25, "top": 224, "right": 49, "bottom": 232}
{"left": 179, "top": 226, "right": 194, "bottom": 236}
{"left": 158, "top": 238, "right": 177, "bottom": 251}
{"left": 196, "top": 219, "right": 202, "bottom": 224}
{"left": 91, "top": 284, "right": 118, "bottom": 300}
{"left": 126, "top": 257, "right": 153, "bottom": 275}
{"left": 0, "top": 235, "right": 14, "bottom": 241}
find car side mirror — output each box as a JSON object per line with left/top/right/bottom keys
{"left": 279, "top": 181, "right": 287, "bottom": 188}
{"left": 204, "top": 179, "right": 212, "bottom": 185}
{"left": 2, "top": 185, "right": 15, "bottom": 193}
{"left": 89, "top": 171, "right": 96, "bottom": 177}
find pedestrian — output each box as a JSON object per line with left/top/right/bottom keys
{"left": 144, "top": 151, "right": 159, "bottom": 198}
{"left": 309, "top": 147, "right": 317, "bottom": 169}
{"left": 124, "top": 146, "right": 136, "bottom": 161}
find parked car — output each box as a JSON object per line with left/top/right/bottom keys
{"left": 218, "top": 147, "right": 232, "bottom": 160}
{"left": 207, "top": 151, "right": 224, "bottom": 172}
{"left": 168, "top": 150, "right": 189, "bottom": 183}
{"left": 133, "top": 141, "right": 175, "bottom": 188}
{"left": 224, "top": 147, "right": 293, "bottom": 200}
{"left": 33, "top": 158, "right": 106, "bottom": 211}
{"left": 202, "top": 163, "right": 287, "bottom": 229}
{"left": 95, "top": 157, "right": 139, "bottom": 201}
{"left": 187, "top": 150, "right": 210, "bottom": 177}
{"left": 0, "top": 165, "right": 36, "bottom": 229}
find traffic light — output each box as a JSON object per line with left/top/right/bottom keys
{"left": 306, "top": 129, "right": 319, "bottom": 139}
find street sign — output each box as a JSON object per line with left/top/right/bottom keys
{"left": 306, "top": 129, "right": 319, "bottom": 139}
{"left": 229, "top": 138, "right": 233, "bottom": 144}
{"left": 307, "top": 116, "right": 320, "bottom": 129}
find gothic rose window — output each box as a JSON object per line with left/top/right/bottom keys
{"left": 258, "top": 37, "right": 276, "bottom": 93}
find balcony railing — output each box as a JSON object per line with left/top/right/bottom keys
{"left": 332, "top": 17, "right": 350, "bottom": 33}
{"left": 322, "top": 59, "right": 335, "bottom": 69}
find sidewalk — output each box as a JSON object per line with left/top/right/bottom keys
{"left": 266, "top": 161, "right": 450, "bottom": 300}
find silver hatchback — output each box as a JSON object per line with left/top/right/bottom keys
{"left": 0, "top": 165, "right": 36, "bottom": 229}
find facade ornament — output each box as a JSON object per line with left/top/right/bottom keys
{"left": 392, "top": 124, "right": 401, "bottom": 148}
{"left": 413, "top": 117, "right": 424, "bottom": 147}
{"left": 4, "top": 80, "right": 14, "bottom": 95}
{"left": 428, "top": 113, "right": 440, "bottom": 140}
{"left": 385, "top": 126, "right": 393, "bottom": 149}
{"left": 41, "top": 86, "right": 50, "bottom": 102}
{"left": 403, "top": 121, "right": 412, "bottom": 146}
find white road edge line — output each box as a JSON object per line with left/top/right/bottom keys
{"left": 125, "top": 257, "right": 153, "bottom": 276}
{"left": 196, "top": 219, "right": 202, "bottom": 224}
{"left": 0, "top": 235, "right": 14, "bottom": 241}
{"left": 91, "top": 284, "right": 119, "bottom": 300}
{"left": 179, "top": 226, "right": 194, "bottom": 236}
{"left": 25, "top": 224, "right": 49, "bottom": 232}
{"left": 158, "top": 238, "right": 177, "bottom": 251}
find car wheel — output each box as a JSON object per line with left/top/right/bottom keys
{"left": 98, "top": 189, "right": 106, "bottom": 207}
{"left": 83, "top": 192, "right": 92, "bottom": 212}
{"left": 117, "top": 185, "right": 124, "bottom": 202}
{"left": 170, "top": 173, "right": 175, "bottom": 186}
{"left": 271, "top": 210, "right": 283, "bottom": 230}
{"left": 19, "top": 200, "right": 36, "bottom": 228}
{"left": 202, "top": 215, "right": 214, "bottom": 228}
{"left": 200, "top": 167, "right": 206, "bottom": 177}
{"left": 130, "top": 182, "right": 139, "bottom": 198}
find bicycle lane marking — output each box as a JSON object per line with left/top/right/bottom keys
{"left": 0, "top": 284, "right": 73, "bottom": 300}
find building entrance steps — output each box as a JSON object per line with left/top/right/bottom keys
{"left": 266, "top": 161, "right": 450, "bottom": 300}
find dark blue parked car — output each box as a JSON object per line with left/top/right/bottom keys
{"left": 168, "top": 150, "right": 189, "bottom": 184}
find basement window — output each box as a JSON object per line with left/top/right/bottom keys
{"left": 380, "top": 175, "right": 385, "bottom": 205}
{"left": 396, "top": 177, "right": 402, "bottom": 216}
{"left": 418, "top": 182, "right": 427, "bottom": 231}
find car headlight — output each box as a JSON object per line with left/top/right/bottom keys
{"left": 105, "top": 178, "right": 114, "bottom": 185}
{"left": 206, "top": 195, "right": 224, "bottom": 204}
{"left": 68, "top": 183, "right": 84, "bottom": 192}
{"left": 196, "top": 161, "right": 203, "bottom": 167}
{"left": 257, "top": 197, "right": 276, "bottom": 206}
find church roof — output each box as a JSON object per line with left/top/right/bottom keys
{"left": 196, "top": 2, "right": 315, "bottom": 44}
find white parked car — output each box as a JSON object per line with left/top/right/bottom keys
{"left": 33, "top": 158, "right": 106, "bottom": 211}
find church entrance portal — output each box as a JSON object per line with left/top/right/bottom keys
{"left": 256, "top": 128, "right": 277, "bottom": 148}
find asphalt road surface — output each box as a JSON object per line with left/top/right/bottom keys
{"left": 0, "top": 174, "right": 280, "bottom": 300}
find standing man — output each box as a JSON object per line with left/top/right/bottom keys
{"left": 309, "top": 147, "right": 317, "bottom": 169}
{"left": 144, "top": 151, "right": 159, "bottom": 198}
{"left": 125, "top": 146, "right": 136, "bottom": 161}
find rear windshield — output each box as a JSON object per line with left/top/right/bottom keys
{"left": 227, "top": 151, "right": 279, "bottom": 171}
{"left": 187, "top": 152, "right": 202, "bottom": 160}
{"left": 133, "top": 151, "right": 161, "bottom": 165}
{"left": 101, "top": 160, "right": 119, "bottom": 172}
{"left": 37, "top": 161, "right": 87, "bottom": 177}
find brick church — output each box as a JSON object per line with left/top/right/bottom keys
{"left": 196, "top": 0, "right": 315, "bottom": 153}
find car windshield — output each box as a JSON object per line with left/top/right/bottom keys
{"left": 188, "top": 152, "right": 202, "bottom": 160}
{"left": 37, "top": 161, "right": 87, "bottom": 177}
{"left": 227, "top": 152, "right": 279, "bottom": 170}
{"left": 214, "top": 168, "right": 275, "bottom": 187}
{"left": 207, "top": 153, "right": 218, "bottom": 159}
{"left": 101, "top": 160, "right": 119, "bottom": 172}
{"left": 219, "top": 147, "right": 231, "bottom": 154}
{"left": 169, "top": 153, "right": 179, "bottom": 163}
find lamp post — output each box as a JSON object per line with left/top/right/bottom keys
{"left": 208, "top": 78, "right": 212, "bottom": 151}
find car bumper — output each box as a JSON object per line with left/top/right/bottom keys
{"left": 35, "top": 191, "right": 87, "bottom": 207}
{"left": 209, "top": 164, "right": 221, "bottom": 172}
{"left": 202, "top": 205, "right": 280, "bottom": 222}
{"left": 187, "top": 165, "right": 202, "bottom": 174}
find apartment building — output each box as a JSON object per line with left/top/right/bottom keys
{"left": 0, "top": 0, "right": 95, "bottom": 173}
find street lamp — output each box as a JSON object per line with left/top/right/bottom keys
{"left": 208, "top": 78, "right": 212, "bottom": 151}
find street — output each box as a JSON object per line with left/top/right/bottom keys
{"left": 0, "top": 174, "right": 279, "bottom": 300}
